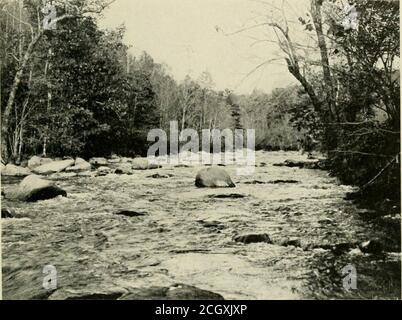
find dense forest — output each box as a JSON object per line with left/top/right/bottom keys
{"left": 1, "top": 0, "right": 400, "bottom": 206}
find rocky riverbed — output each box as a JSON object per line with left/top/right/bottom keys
{"left": 1, "top": 151, "right": 400, "bottom": 299}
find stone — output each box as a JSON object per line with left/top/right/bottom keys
{"left": 65, "top": 158, "right": 91, "bottom": 172}
{"left": 278, "top": 238, "right": 301, "bottom": 247}
{"left": 114, "top": 163, "right": 132, "bottom": 174}
{"left": 197, "top": 220, "right": 225, "bottom": 230}
{"left": 195, "top": 167, "right": 235, "bottom": 188}
{"left": 48, "top": 172, "right": 77, "bottom": 180}
{"left": 77, "top": 171, "right": 95, "bottom": 177}
{"left": 119, "top": 284, "right": 224, "bottom": 300}
{"left": 108, "top": 158, "right": 121, "bottom": 163}
{"left": 115, "top": 210, "right": 147, "bottom": 217}
{"left": 27, "top": 156, "right": 53, "bottom": 170}
{"left": 208, "top": 193, "right": 245, "bottom": 199}
{"left": 272, "top": 159, "right": 328, "bottom": 170}
{"left": 33, "top": 159, "right": 74, "bottom": 175}
{"left": 233, "top": 233, "right": 272, "bottom": 244}
{"left": 1, "top": 164, "right": 31, "bottom": 176}
{"left": 96, "top": 166, "right": 112, "bottom": 176}
{"left": 1, "top": 208, "right": 15, "bottom": 218}
{"left": 359, "top": 239, "right": 384, "bottom": 254}
{"left": 147, "top": 173, "right": 173, "bottom": 179}
{"left": 4, "top": 175, "right": 67, "bottom": 202}
{"left": 132, "top": 158, "right": 159, "bottom": 170}
{"left": 89, "top": 157, "right": 108, "bottom": 166}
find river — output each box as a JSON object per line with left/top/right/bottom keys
{"left": 1, "top": 151, "right": 400, "bottom": 299}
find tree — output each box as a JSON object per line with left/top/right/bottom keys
{"left": 1, "top": 0, "right": 115, "bottom": 161}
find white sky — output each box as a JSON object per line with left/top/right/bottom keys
{"left": 99, "top": 0, "right": 310, "bottom": 94}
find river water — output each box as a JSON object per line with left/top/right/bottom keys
{"left": 1, "top": 151, "right": 400, "bottom": 299}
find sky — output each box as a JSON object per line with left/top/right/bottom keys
{"left": 98, "top": 0, "right": 310, "bottom": 94}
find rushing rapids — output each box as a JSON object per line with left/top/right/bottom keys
{"left": 1, "top": 151, "right": 400, "bottom": 299}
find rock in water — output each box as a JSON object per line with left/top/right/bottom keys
{"left": 119, "top": 284, "right": 224, "bottom": 300}
{"left": 359, "top": 239, "right": 384, "bottom": 254}
{"left": 96, "top": 166, "right": 112, "bottom": 176}
{"left": 65, "top": 157, "right": 91, "bottom": 172}
{"left": 132, "top": 158, "right": 159, "bottom": 170}
{"left": 89, "top": 157, "right": 108, "bottom": 166}
{"left": 27, "top": 156, "right": 53, "bottom": 170}
{"left": 1, "top": 208, "right": 15, "bottom": 218}
{"left": 33, "top": 159, "right": 74, "bottom": 175}
{"left": 233, "top": 233, "right": 272, "bottom": 244}
{"left": 5, "top": 175, "right": 67, "bottom": 202}
{"left": 195, "top": 167, "right": 235, "bottom": 188}
{"left": 1, "top": 164, "right": 31, "bottom": 176}
{"left": 115, "top": 210, "right": 146, "bottom": 217}
{"left": 114, "top": 163, "right": 133, "bottom": 174}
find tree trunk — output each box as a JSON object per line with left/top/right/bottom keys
{"left": 2, "top": 33, "right": 42, "bottom": 161}
{"left": 311, "top": 0, "right": 335, "bottom": 119}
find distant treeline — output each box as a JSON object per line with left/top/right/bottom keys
{"left": 1, "top": 0, "right": 400, "bottom": 204}
{"left": 1, "top": 0, "right": 306, "bottom": 161}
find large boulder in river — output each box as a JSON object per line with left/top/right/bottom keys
{"left": 233, "top": 233, "right": 272, "bottom": 244}
{"left": 27, "top": 156, "right": 53, "bottom": 170}
{"left": 89, "top": 157, "right": 108, "bottom": 166}
{"left": 96, "top": 166, "right": 112, "bottom": 176}
{"left": 114, "top": 162, "right": 133, "bottom": 174}
{"left": 5, "top": 175, "right": 67, "bottom": 202}
{"left": 132, "top": 158, "right": 159, "bottom": 170}
{"left": 119, "top": 284, "right": 224, "bottom": 300}
{"left": 32, "top": 159, "right": 74, "bottom": 175}
{"left": 66, "top": 157, "right": 91, "bottom": 173}
{"left": 195, "top": 167, "right": 235, "bottom": 188}
{"left": 1, "top": 164, "right": 31, "bottom": 176}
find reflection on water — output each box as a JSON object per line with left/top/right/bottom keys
{"left": 1, "top": 151, "right": 400, "bottom": 299}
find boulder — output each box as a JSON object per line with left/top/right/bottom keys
{"left": 77, "top": 171, "right": 95, "bottom": 177}
{"left": 114, "top": 163, "right": 132, "bottom": 174}
{"left": 278, "top": 238, "right": 301, "bottom": 247}
{"left": 48, "top": 172, "right": 77, "bottom": 180}
{"left": 195, "top": 167, "right": 235, "bottom": 188}
{"left": 89, "top": 157, "right": 108, "bottom": 166}
{"left": 114, "top": 210, "right": 147, "bottom": 217}
{"left": 33, "top": 159, "right": 74, "bottom": 175}
{"left": 132, "top": 158, "right": 159, "bottom": 170}
{"left": 147, "top": 173, "right": 173, "bottom": 179}
{"left": 1, "top": 208, "right": 15, "bottom": 218}
{"left": 119, "top": 284, "right": 224, "bottom": 300}
{"left": 1, "top": 164, "right": 31, "bottom": 176}
{"left": 66, "top": 157, "right": 91, "bottom": 173}
{"left": 108, "top": 158, "right": 121, "bottom": 164}
{"left": 96, "top": 166, "right": 112, "bottom": 176}
{"left": 234, "top": 233, "right": 272, "bottom": 244}
{"left": 359, "top": 239, "right": 384, "bottom": 254}
{"left": 27, "top": 156, "right": 53, "bottom": 170}
{"left": 49, "top": 284, "right": 223, "bottom": 300}
{"left": 4, "top": 175, "right": 67, "bottom": 202}
{"left": 208, "top": 193, "right": 245, "bottom": 199}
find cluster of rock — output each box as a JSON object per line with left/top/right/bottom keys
{"left": 1, "top": 155, "right": 161, "bottom": 178}
{"left": 232, "top": 232, "right": 396, "bottom": 255}
{"left": 1, "top": 155, "right": 163, "bottom": 203}
{"left": 47, "top": 283, "right": 224, "bottom": 300}
{"left": 273, "top": 158, "right": 328, "bottom": 170}
{"left": 4, "top": 175, "right": 67, "bottom": 202}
